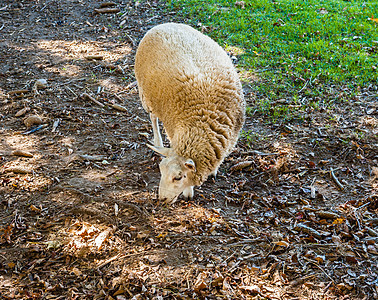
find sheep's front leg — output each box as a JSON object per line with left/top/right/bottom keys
{"left": 150, "top": 113, "right": 163, "bottom": 147}
{"left": 210, "top": 168, "right": 218, "bottom": 178}
{"left": 182, "top": 186, "right": 194, "bottom": 199}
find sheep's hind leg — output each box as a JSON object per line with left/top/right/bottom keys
{"left": 182, "top": 186, "right": 194, "bottom": 200}
{"left": 150, "top": 113, "right": 163, "bottom": 147}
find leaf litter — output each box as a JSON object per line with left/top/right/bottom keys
{"left": 0, "top": 0, "right": 377, "bottom": 299}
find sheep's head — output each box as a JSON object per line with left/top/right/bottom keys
{"left": 148, "top": 145, "right": 196, "bottom": 203}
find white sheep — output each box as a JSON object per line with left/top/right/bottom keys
{"left": 135, "top": 23, "right": 245, "bottom": 202}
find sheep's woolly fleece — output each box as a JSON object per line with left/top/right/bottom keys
{"left": 135, "top": 23, "right": 245, "bottom": 186}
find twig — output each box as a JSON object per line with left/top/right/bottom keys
{"left": 124, "top": 32, "right": 136, "bottom": 48}
{"left": 94, "top": 7, "right": 120, "bottom": 14}
{"left": 108, "top": 103, "right": 128, "bottom": 112}
{"left": 355, "top": 201, "right": 371, "bottom": 211}
{"left": 330, "top": 167, "right": 344, "bottom": 190}
{"left": 65, "top": 86, "right": 77, "bottom": 97}
{"left": 22, "top": 124, "right": 48, "bottom": 134}
{"left": 81, "top": 93, "right": 105, "bottom": 108}
{"left": 290, "top": 274, "right": 316, "bottom": 287}
{"left": 298, "top": 75, "right": 313, "bottom": 93}
{"left": 97, "top": 253, "right": 123, "bottom": 269}
{"left": 241, "top": 150, "right": 279, "bottom": 156}
{"left": 306, "top": 259, "right": 334, "bottom": 283}
{"left": 310, "top": 177, "right": 316, "bottom": 198}
{"left": 8, "top": 89, "right": 30, "bottom": 95}
{"left": 100, "top": 2, "right": 117, "bottom": 8}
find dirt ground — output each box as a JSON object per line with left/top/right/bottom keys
{"left": 0, "top": 0, "right": 377, "bottom": 299}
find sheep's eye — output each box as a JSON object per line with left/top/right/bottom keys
{"left": 173, "top": 176, "right": 182, "bottom": 182}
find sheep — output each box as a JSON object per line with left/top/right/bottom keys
{"left": 134, "top": 23, "right": 245, "bottom": 203}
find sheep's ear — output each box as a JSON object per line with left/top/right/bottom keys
{"left": 184, "top": 159, "right": 196, "bottom": 172}
{"left": 147, "top": 144, "right": 173, "bottom": 157}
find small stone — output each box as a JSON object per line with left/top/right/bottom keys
{"left": 24, "top": 115, "right": 43, "bottom": 129}
{"left": 35, "top": 79, "right": 48, "bottom": 89}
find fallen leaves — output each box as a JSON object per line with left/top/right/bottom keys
{"left": 64, "top": 221, "right": 115, "bottom": 257}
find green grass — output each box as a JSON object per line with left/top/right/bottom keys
{"left": 166, "top": 0, "right": 378, "bottom": 92}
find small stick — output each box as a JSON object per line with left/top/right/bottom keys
{"left": 310, "top": 177, "right": 316, "bottom": 198}
{"left": 65, "top": 86, "right": 77, "bottom": 97}
{"left": 22, "top": 124, "right": 48, "bottom": 135}
{"left": 51, "top": 119, "right": 60, "bottom": 133}
{"left": 8, "top": 89, "right": 30, "bottom": 95}
{"left": 100, "top": 2, "right": 117, "bottom": 8}
{"left": 94, "top": 7, "right": 120, "bottom": 14}
{"left": 109, "top": 103, "right": 128, "bottom": 112}
{"left": 81, "top": 93, "right": 105, "bottom": 108}
{"left": 124, "top": 32, "right": 136, "bottom": 48}
{"left": 85, "top": 55, "right": 104, "bottom": 60}
{"left": 113, "top": 94, "right": 123, "bottom": 102}
{"left": 97, "top": 253, "right": 123, "bottom": 269}
{"left": 306, "top": 259, "right": 334, "bottom": 283}
{"left": 330, "top": 167, "right": 344, "bottom": 190}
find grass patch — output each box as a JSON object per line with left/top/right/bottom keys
{"left": 166, "top": 0, "right": 378, "bottom": 92}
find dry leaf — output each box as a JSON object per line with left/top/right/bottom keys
{"left": 94, "top": 227, "right": 114, "bottom": 249}
{"left": 29, "top": 204, "right": 41, "bottom": 212}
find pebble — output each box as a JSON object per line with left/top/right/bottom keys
{"left": 35, "top": 79, "right": 48, "bottom": 89}
{"left": 24, "top": 115, "right": 43, "bottom": 129}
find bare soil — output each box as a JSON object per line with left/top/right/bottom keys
{"left": 0, "top": 1, "right": 377, "bottom": 299}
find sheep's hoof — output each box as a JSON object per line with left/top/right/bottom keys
{"left": 182, "top": 186, "right": 194, "bottom": 200}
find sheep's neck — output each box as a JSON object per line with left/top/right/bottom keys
{"left": 172, "top": 124, "right": 222, "bottom": 186}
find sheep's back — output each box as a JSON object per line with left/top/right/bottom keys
{"left": 135, "top": 23, "right": 240, "bottom": 118}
